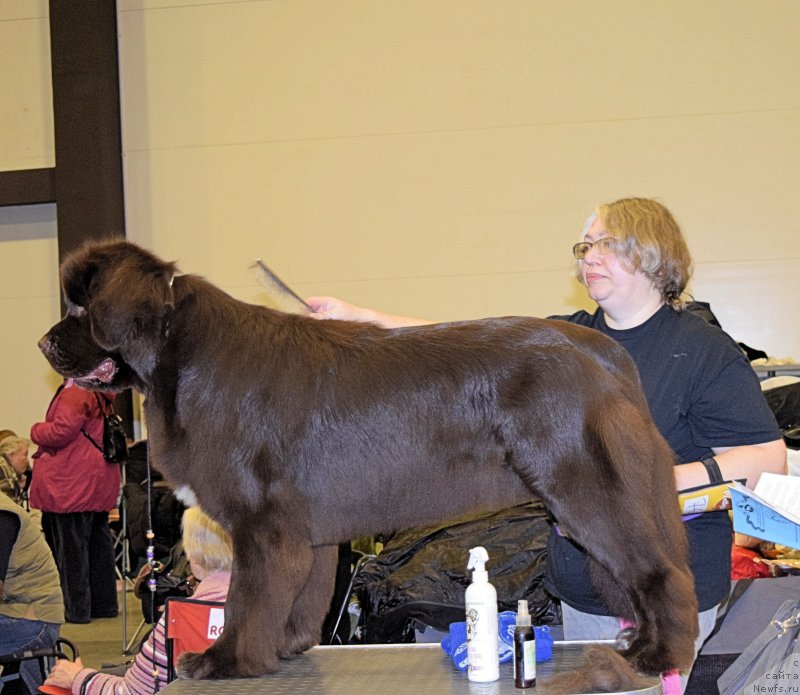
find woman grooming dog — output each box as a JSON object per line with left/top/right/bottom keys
{"left": 308, "top": 197, "right": 786, "bottom": 691}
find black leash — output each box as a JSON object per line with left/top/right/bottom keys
{"left": 145, "top": 446, "right": 159, "bottom": 691}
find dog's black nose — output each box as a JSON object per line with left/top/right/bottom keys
{"left": 38, "top": 335, "right": 51, "bottom": 355}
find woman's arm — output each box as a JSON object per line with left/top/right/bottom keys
{"left": 46, "top": 617, "right": 169, "bottom": 695}
{"left": 306, "top": 296, "right": 433, "bottom": 328}
{"left": 29, "top": 387, "right": 89, "bottom": 449}
{"left": 674, "top": 438, "right": 787, "bottom": 491}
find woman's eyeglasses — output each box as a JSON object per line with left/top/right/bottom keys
{"left": 572, "top": 237, "right": 618, "bottom": 260}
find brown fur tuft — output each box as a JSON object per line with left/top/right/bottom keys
{"left": 543, "top": 645, "right": 655, "bottom": 694}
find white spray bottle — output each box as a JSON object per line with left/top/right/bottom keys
{"left": 465, "top": 546, "right": 499, "bottom": 682}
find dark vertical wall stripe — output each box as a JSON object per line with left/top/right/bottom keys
{"left": 49, "top": 1, "right": 133, "bottom": 433}
{"left": 49, "top": 0, "right": 126, "bottom": 263}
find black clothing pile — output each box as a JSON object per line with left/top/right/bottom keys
{"left": 352, "top": 500, "right": 557, "bottom": 643}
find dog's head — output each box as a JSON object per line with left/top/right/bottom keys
{"left": 39, "top": 239, "right": 178, "bottom": 393}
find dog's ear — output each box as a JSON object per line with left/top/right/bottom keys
{"left": 61, "top": 246, "right": 104, "bottom": 311}
{"left": 88, "top": 269, "right": 175, "bottom": 351}
{"left": 61, "top": 241, "right": 177, "bottom": 353}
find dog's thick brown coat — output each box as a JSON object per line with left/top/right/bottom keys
{"left": 39, "top": 240, "right": 698, "bottom": 689}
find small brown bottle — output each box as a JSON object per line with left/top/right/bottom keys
{"left": 513, "top": 599, "right": 536, "bottom": 688}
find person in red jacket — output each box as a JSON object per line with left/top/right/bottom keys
{"left": 29, "top": 381, "right": 121, "bottom": 623}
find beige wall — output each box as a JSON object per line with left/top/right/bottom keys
{"left": 0, "top": 2, "right": 59, "bottom": 435}
{"left": 2, "top": 0, "right": 799, "bottom": 435}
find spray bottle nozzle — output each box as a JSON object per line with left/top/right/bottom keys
{"left": 516, "top": 599, "right": 531, "bottom": 627}
{"left": 467, "top": 546, "right": 489, "bottom": 572}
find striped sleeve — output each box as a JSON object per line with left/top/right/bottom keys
{"left": 73, "top": 616, "right": 169, "bottom": 695}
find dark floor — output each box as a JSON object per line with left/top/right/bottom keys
{"left": 59, "top": 585, "right": 149, "bottom": 670}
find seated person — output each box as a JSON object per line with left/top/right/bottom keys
{"left": 0, "top": 493, "right": 64, "bottom": 695}
{"left": 0, "top": 435, "right": 30, "bottom": 505}
{"left": 45, "top": 506, "right": 232, "bottom": 695}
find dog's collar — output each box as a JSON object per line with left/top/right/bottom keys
{"left": 166, "top": 273, "right": 176, "bottom": 309}
{"left": 163, "top": 273, "right": 177, "bottom": 339}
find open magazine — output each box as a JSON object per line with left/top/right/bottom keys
{"left": 729, "top": 472, "right": 800, "bottom": 548}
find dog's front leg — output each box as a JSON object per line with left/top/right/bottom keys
{"left": 178, "top": 508, "right": 315, "bottom": 679}
{"left": 280, "top": 543, "right": 338, "bottom": 657}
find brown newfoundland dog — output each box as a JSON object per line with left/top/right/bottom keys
{"left": 39, "top": 240, "right": 697, "bottom": 689}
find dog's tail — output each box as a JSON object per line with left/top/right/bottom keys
{"left": 542, "top": 644, "right": 655, "bottom": 694}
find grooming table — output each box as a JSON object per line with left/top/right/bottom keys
{"left": 159, "top": 641, "right": 661, "bottom": 694}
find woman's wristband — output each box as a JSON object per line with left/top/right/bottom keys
{"left": 700, "top": 456, "right": 724, "bottom": 484}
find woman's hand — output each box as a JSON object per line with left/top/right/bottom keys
{"left": 306, "top": 296, "right": 367, "bottom": 322}
{"left": 46, "top": 657, "right": 85, "bottom": 689}
{"left": 306, "top": 296, "right": 433, "bottom": 328}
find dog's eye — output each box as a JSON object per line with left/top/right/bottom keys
{"left": 88, "top": 273, "right": 102, "bottom": 297}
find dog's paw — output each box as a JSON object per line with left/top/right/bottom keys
{"left": 177, "top": 650, "right": 233, "bottom": 680}
{"left": 177, "top": 647, "right": 278, "bottom": 680}
{"left": 278, "top": 632, "right": 317, "bottom": 660}
{"left": 619, "top": 640, "right": 673, "bottom": 676}
{"left": 614, "top": 627, "right": 637, "bottom": 652}
{"left": 177, "top": 651, "right": 220, "bottom": 680}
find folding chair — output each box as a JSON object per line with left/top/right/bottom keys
{"left": 164, "top": 597, "right": 225, "bottom": 683}
{"left": 0, "top": 637, "right": 77, "bottom": 695}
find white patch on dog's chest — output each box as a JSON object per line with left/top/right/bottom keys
{"left": 173, "top": 485, "right": 198, "bottom": 508}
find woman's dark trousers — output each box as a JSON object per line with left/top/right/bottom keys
{"left": 42, "top": 511, "right": 119, "bottom": 623}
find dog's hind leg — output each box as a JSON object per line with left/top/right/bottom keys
{"left": 553, "top": 424, "right": 697, "bottom": 673}
{"left": 178, "top": 503, "right": 316, "bottom": 679}
{"left": 279, "top": 543, "right": 338, "bottom": 658}
{"left": 577, "top": 532, "right": 697, "bottom": 675}
{"left": 593, "top": 422, "right": 699, "bottom": 676}
{"left": 516, "top": 400, "right": 698, "bottom": 677}
{"left": 542, "top": 488, "right": 697, "bottom": 676}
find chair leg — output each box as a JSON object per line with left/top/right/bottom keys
{"left": 327, "top": 551, "right": 376, "bottom": 645}
{"left": 124, "top": 619, "right": 150, "bottom": 656}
